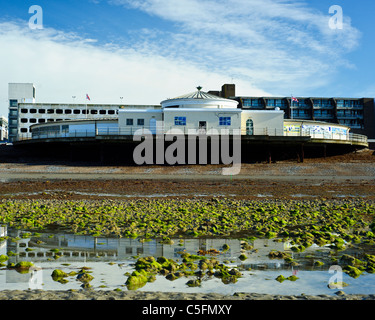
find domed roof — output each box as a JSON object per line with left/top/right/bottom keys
{"left": 171, "top": 87, "right": 230, "bottom": 101}
{"left": 161, "top": 86, "right": 238, "bottom": 108}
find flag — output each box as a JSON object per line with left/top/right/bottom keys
{"left": 86, "top": 94, "right": 91, "bottom": 101}
{"left": 292, "top": 96, "right": 299, "bottom": 103}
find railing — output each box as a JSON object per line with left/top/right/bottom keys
{"left": 15, "top": 125, "right": 368, "bottom": 145}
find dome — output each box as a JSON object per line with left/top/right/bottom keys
{"left": 161, "top": 87, "right": 239, "bottom": 109}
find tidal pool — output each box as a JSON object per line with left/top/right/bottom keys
{"left": 1, "top": 226, "right": 375, "bottom": 296}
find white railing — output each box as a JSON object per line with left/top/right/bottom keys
{"left": 16, "top": 125, "right": 368, "bottom": 145}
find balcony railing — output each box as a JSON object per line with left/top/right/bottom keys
{"left": 15, "top": 125, "right": 368, "bottom": 146}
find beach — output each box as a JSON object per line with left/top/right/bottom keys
{"left": 1, "top": 149, "right": 375, "bottom": 300}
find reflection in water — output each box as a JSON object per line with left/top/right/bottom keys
{"left": 1, "top": 225, "right": 375, "bottom": 295}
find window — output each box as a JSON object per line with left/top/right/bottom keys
{"left": 108, "top": 110, "right": 115, "bottom": 115}
{"left": 73, "top": 109, "right": 80, "bottom": 114}
{"left": 21, "top": 109, "right": 28, "bottom": 113}
{"left": 47, "top": 109, "right": 54, "bottom": 114}
{"left": 137, "top": 119, "right": 145, "bottom": 126}
{"left": 29, "top": 118, "right": 37, "bottom": 123}
{"left": 246, "top": 119, "right": 253, "bottom": 135}
{"left": 21, "top": 118, "right": 28, "bottom": 123}
{"left": 30, "top": 109, "right": 37, "bottom": 114}
{"left": 38, "top": 109, "right": 46, "bottom": 114}
{"left": 174, "top": 116, "right": 186, "bottom": 126}
{"left": 126, "top": 119, "right": 134, "bottom": 126}
{"left": 56, "top": 109, "right": 63, "bottom": 114}
{"left": 10, "top": 100, "right": 18, "bottom": 107}
{"left": 65, "top": 109, "right": 72, "bottom": 114}
{"left": 9, "top": 109, "right": 18, "bottom": 116}
{"left": 99, "top": 110, "right": 106, "bottom": 115}
{"left": 219, "top": 117, "right": 231, "bottom": 126}
{"left": 91, "top": 110, "right": 98, "bottom": 115}
{"left": 38, "top": 119, "right": 46, "bottom": 123}
{"left": 20, "top": 128, "right": 28, "bottom": 133}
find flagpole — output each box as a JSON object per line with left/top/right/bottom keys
{"left": 291, "top": 94, "right": 293, "bottom": 120}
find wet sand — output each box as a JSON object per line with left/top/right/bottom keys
{"left": 1, "top": 149, "right": 375, "bottom": 300}
{"left": 0, "top": 289, "right": 373, "bottom": 300}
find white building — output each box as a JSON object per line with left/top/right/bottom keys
{"left": 0, "top": 116, "right": 8, "bottom": 141}
{"left": 118, "top": 87, "right": 284, "bottom": 136}
{"left": 29, "top": 87, "right": 356, "bottom": 144}
{"left": 7, "top": 83, "right": 159, "bottom": 141}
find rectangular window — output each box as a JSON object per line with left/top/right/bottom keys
{"left": 99, "top": 110, "right": 106, "bottom": 115}
{"left": 73, "top": 109, "right": 80, "bottom": 114}
{"left": 91, "top": 110, "right": 98, "bottom": 115}
{"left": 126, "top": 119, "right": 134, "bottom": 126}
{"left": 219, "top": 117, "right": 231, "bottom": 126}
{"left": 20, "top": 108, "right": 28, "bottom": 113}
{"left": 30, "top": 109, "right": 37, "bottom": 114}
{"left": 29, "top": 118, "right": 37, "bottom": 123}
{"left": 10, "top": 100, "right": 18, "bottom": 107}
{"left": 21, "top": 118, "right": 28, "bottom": 123}
{"left": 108, "top": 110, "right": 115, "bottom": 115}
{"left": 65, "top": 109, "right": 72, "bottom": 114}
{"left": 38, "top": 119, "right": 46, "bottom": 123}
{"left": 56, "top": 109, "right": 63, "bottom": 114}
{"left": 174, "top": 116, "right": 186, "bottom": 126}
{"left": 47, "top": 109, "right": 54, "bottom": 114}
{"left": 137, "top": 119, "right": 145, "bottom": 126}
{"left": 38, "top": 109, "right": 46, "bottom": 114}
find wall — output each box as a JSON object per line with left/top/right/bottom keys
{"left": 8, "top": 83, "right": 35, "bottom": 103}
{"left": 163, "top": 108, "right": 242, "bottom": 133}
{"left": 241, "top": 110, "right": 284, "bottom": 136}
{"left": 118, "top": 110, "right": 163, "bottom": 134}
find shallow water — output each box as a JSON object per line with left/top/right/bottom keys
{"left": 1, "top": 226, "right": 375, "bottom": 295}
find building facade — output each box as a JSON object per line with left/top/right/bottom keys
{"left": 7, "top": 83, "right": 159, "bottom": 142}
{"left": 0, "top": 116, "right": 8, "bottom": 141}
{"left": 8, "top": 83, "right": 375, "bottom": 143}
{"left": 233, "top": 96, "right": 375, "bottom": 140}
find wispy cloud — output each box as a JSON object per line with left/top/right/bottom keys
{"left": 111, "top": 0, "right": 361, "bottom": 95}
{"left": 0, "top": 0, "right": 362, "bottom": 117}
{"left": 0, "top": 20, "right": 266, "bottom": 116}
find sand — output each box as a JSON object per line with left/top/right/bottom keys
{"left": 0, "top": 289, "right": 373, "bottom": 300}
{"left": 1, "top": 149, "right": 375, "bottom": 301}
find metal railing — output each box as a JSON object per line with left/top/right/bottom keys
{"left": 15, "top": 125, "right": 368, "bottom": 145}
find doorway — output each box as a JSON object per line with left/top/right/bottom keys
{"left": 198, "top": 121, "right": 207, "bottom": 133}
{"left": 246, "top": 119, "right": 254, "bottom": 135}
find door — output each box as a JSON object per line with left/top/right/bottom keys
{"left": 198, "top": 121, "right": 207, "bottom": 133}
{"left": 246, "top": 119, "right": 254, "bottom": 135}
{"left": 149, "top": 118, "right": 157, "bottom": 134}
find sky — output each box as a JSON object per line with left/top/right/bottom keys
{"left": 0, "top": 0, "right": 374, "bottom": 117}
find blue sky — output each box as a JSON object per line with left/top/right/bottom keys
{"left": 0, "top": 0, "right": 374, "bottom": 116}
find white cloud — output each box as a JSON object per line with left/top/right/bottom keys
{"left": 0, "top": 0, "right": 362, "bottom": 117}
{"left": 0, "top": 20, "right": 267, "bottom": 116}
{"left": 111, "top": 0, "right": 361, "bottom": 95}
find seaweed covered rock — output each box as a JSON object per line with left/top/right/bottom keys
{"left": 135, "top": 256, "right": 162, "bottom": 272}
{"left": 126, "top": 269, "right": 152, "bottom": 290}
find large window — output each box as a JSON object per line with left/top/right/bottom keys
{"left": 126, "top": 119, "right": 134, "bottom": 126}
{"left": 243, "top": 98, "right": 263, "bottom": 108}
{"left": 10, "top": 100, "right": 18, "bottom": 107}
{"left": 137, "top": 119, "right": 145, "bottom": 126}
{"left": 174, "top": 116, "right": 186, "bottom": 126}
{"left": 219, "top": 117, "right": 231, "bottom": 126}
